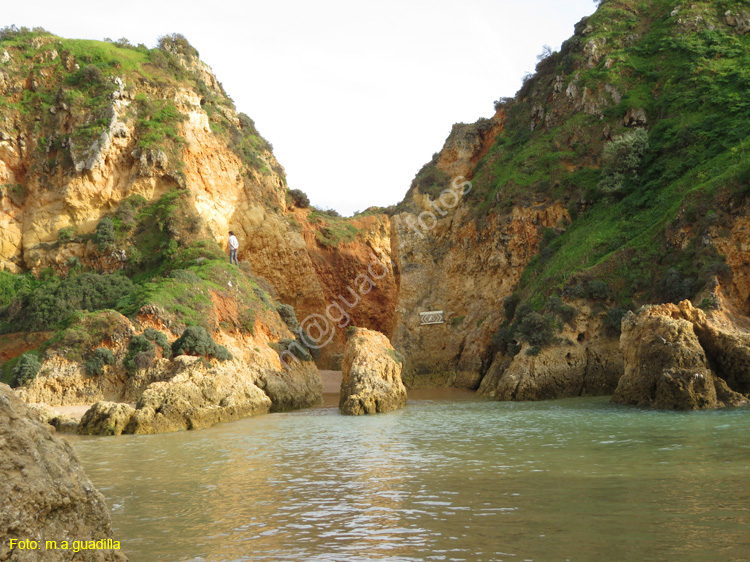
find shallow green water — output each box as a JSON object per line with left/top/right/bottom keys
{"left": 69, "top": 395, "right": 750, "bottom": 562}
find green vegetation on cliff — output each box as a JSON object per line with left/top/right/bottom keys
{"left": 0, "top": 26, "right": 277, "bottom": 180}
{"left": 413, "top": 0, "right": 749, "bottom": 320}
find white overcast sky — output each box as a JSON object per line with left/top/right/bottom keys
{"left": 4, "top": 0, "right": 597, "bottom": 215}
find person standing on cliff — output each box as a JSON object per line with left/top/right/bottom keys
{"left": 228, "top": 231, "right": 239, "bottom": 265}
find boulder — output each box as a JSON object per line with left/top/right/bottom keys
{"left": 725, "top": 10, "right": 750, "bottom": 33}
{"left": 78, "top": 402, "right": 136, "bottom": 436}
{"left": 0, "top": 384, "right": 127, "bottom": 561}
{"left": 612, "top": 302, "right": 745, "bottom": 409}
{"left": 339, "top": 328, "right": 407, "bottom": 415}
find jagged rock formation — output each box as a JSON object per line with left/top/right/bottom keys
{"left": 8, "top": 270, "right": 323, "bottom": 434}
{"left": 339, "top": 328, "right": 407, "bottom": 415}
{"left": 109, "top": 356, "right": 272, "bottom": 434}
{"left": 612, "top": 301, "right": 747, "bottom": 409}
{"left": 0, "top": 384, "right": 126, "bottom": 561}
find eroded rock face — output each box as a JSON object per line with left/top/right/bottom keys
{"left": 75, "top": 354, "right": 321, "bottom": 435}
{"left": 340, "top": 328, "right": 407, "bottom": 415}
{"left": 479, "top": 340, "right": 622, "bottom": 401}
{"left": 124, "top": 356, "right": 273, "bottom": 434}
{"left": 612, "top": 302, "right": 746, "bottom": 410}
{"left": 255, "top": 360, "right": 323, "bottom": 413}
{"left": 0, "top": 384, "right": 126, "bottom": 561}
{"left": 392, "top": 203, "right": 570, "bottom": 389}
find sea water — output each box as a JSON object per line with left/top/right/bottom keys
{"left": 69, "top": 394, "right": 750, "bottom": 562}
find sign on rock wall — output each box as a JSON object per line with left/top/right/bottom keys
{"left": 419, "top": 311, "right": 445, "bottom": 325}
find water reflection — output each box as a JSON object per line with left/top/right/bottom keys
{"left": 69, "top": 397, "right": 750, "bottom": 562}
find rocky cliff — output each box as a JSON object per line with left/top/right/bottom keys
{"left": 4, "top": 1, "right": 750, "bottom": 412}
{"left": 0, "top": 383, "right": 126, "bottom": 561}
{"left": 387, "top": 0, "right": 750, "bottom": 407}
{"left": 0, "top": 29, "right": 396, "bottom": 375}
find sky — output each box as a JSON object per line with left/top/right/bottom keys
{"left": 4, "top": 0, "right": 598, "bottom": 216}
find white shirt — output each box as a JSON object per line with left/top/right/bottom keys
{"left": 229, "top": 235, "right": 239, "bottom": 250}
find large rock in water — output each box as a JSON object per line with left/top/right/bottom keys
{"left": 339, "top": 328, "right": 407, "bottom": 415}
{"left": 78, "top": 403, "right": 136, "bottom": 436}
{"left": 478, "top": 340, "right": 622, "bottom": 401}
{"left": 74, "top": 353, "right": 322, "bottom": 435}
{"left": 0, "top": 384, "right": 126, "bottom": 561}
{"left": 612, "top": 302, "right": 746, "bottom": 410}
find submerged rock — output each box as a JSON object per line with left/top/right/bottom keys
{"left": 0, "top": 384, "right": 127, "bottom": 561}
{"left": 612, "top": 302, "right": 746, "bottom": 410}
{"left": 339, "top": 328, "right": 407, "bottom": 415}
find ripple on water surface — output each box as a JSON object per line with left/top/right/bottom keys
{"left": 69, "top": 396, "right": 750, "bottom": 562}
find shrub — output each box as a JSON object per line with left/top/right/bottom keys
{"left": 94, "top": 217, "right": 117, "bottom": 251}
{"left": 276, "top": 303, "right": 299, "bottom": 331}
{"left": 586, "top": 280, "right": 609, "bottom": 301}
{"left": 143, "top": 328, "right": 170, "bottom": 357}
{"left": 526, "top": 345, "right": 542, "bottom": 356}
{"left": 274, "top": 338, "right": 312, "bottom": 361}
{"left": 82, "top": 64, "right": 105, "bottom": 85}
{"left": 239, "top": 308, "right": 256, "bottom": 334}
{"left": 85, "top": 347, "right": 115, "bottom": 376}
{"left": 288, "top": 189, "right": 310, "bottom": 209}
{"left": 115, "top": 201, "right": 137, "bottom": 230}
{"left": 58, "top": 226, "right": 75, "bottom": 243}
{"left": 563, "top": 283, "right": 586, "bottom": 299}
{"left": 545, "top": 295, "right": 578, "bottom": 325}
{"left": 157, "top": 33, "right": 199, "bottom": 57}
{"left": 660, "top": 268, "right": 698, "bottom": 304}
{"left": 503, "top": 294, "right": 520, "bottom": 321}
{"left": 603, "top": 308, "right": 628, "bottom": 337}
{"left": 491, "top": 325, "right": 521, "bottom": 358}
{"left": 253, "top": 286, "right": 274, "bottom": 307}
{"left": 598, "top": 128, "right": 650, "bottom": 194}
{"left": 516, "top": 312, "right": 557, "bottom": 347}
{"left": 3, "top": 272, "right": 135, "bottom": 333}
{"left": 123, "top": 335, "right": 155, "bottom": 373}
{"left": 13, "top": 353, "right": 41, "bottom": 386}
{"left": 699, "top": 295, "right": 720, "bottom": 311}
{"left": 171, "top": 326, "right": 232, "bottom": 361}
{"left": 127, "top": 247, "right": 143, "bottom": 266}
